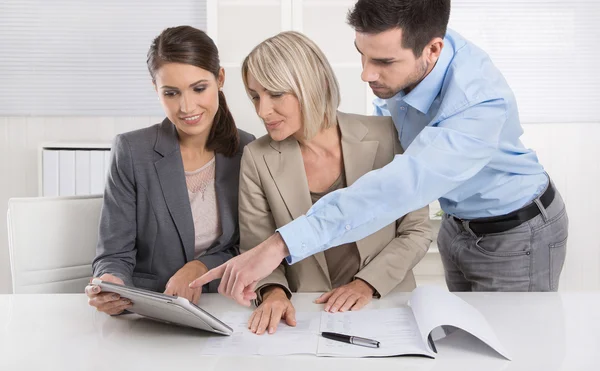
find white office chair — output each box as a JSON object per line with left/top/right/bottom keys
{"left": 7, "top": 195, "right": 103, "bottom": 294}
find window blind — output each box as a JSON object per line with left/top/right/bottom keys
{"left": 449, "top": 0, "right": 600, "bottom": 123}
{"left": 0, "top": 0, "right": 207, "bottom": 116}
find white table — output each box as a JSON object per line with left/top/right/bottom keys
{"left": 1, "top": 291, "right": 599, "bottom": 371}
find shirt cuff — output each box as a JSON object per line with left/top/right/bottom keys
{"left": 276, "top": 215, "right": 321, "bottom": 264}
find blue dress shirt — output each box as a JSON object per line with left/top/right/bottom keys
{"left": 277, "top": 29, "right": 548, "bottom": 264}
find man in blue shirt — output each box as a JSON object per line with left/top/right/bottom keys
{"left": 191, "top": 0, "right": 569, "bottom": 306}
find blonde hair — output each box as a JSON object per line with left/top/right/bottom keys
{"left": 241, "top": 31, "right": 341, "bottom": 140}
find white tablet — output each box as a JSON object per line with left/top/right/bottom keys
{"left": 91, "top": 279, "right": 233, "bottom": 335}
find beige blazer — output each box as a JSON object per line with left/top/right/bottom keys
{"left": 239, "top": 111, "right": 432, "bottom": 299}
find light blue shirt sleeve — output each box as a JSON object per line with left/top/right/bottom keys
{"left": 277, "top": 98, "right": 507, "bottom": 263}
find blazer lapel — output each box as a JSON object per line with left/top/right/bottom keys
{"left": 338, "top": 112, "right": 379, "bottom": 186}
{"left": 263, "top": 138, "right": 312, "bottom": 220}
{"left": 213, "top": 152, "right": 237, "bottom": 249}
{"left": 263, "top": 138, "right": 331, "bottom": 283}
{"left": 154, "top": 119, "right": 195, "bottom": 262}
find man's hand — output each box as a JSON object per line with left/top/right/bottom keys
{"left": 189, "top": 233, "right": 289, "bottom": 306}
{"left": 315, "top": 279, "right": 374, "bottom": 313}
{"left": 85, "top": 273, "right": 132, "bottom": 315}
{"left": 248, "top": 286, "right": 296, "bottom": 335}
{"left": 165, "top": 260, "right": 208, "bottom": 304}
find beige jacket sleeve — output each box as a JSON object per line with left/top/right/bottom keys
{"left": 354, "top": 126, "right": 433, "bottom": 297}
{"left": 238, "top": 146, "right": 292, "bottom": 304}
{"left": 354, "top": 206, "right": 432, "bottom": 297}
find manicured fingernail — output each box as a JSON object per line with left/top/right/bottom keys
{"left": 92, "top": 286, "right": 100, "bottom": 293}
{"left": 325, "top": 306, "right": 330, "bottom": 311}
{"left": 268, "top": 327, "right": 273, "bottom": 334}
{"left": 112, "top": 294, "right": 119, "bottom": 300}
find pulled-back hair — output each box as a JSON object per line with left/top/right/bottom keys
{"left": 147, "top": 26, "right": 239, "bottom": 156}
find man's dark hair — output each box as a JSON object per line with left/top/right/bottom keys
{"left": 347, "top": 0, "right": 450, "bottom": 57}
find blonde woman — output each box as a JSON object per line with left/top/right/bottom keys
{"left": 237, "top": 32, "right": 432, "bottom": 335}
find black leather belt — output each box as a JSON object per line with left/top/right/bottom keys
{"left": 453, "top": 182, "right": 555, "bottom": 236}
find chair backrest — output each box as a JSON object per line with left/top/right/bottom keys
{"left": 7, "top": 195, "right": 103, "bottom": 294}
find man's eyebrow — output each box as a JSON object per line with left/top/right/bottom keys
{"left": 354, "top": 41, "right": 396, "bottom": 63}
{"left": 373, "top": 57, "right": 395, "bottom": 63}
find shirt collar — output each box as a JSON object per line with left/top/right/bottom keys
{"left": 401, "top": 35, "right": 454, "bottom": 114}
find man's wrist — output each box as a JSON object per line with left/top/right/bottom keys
{"left": 272, "top": 232, "right": 290, "bottom": 260}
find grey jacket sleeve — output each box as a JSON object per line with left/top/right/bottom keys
{"left": 198, "top": 247, "right": 238, "bottom": 271}
{"left": 92, "top": 135, "right": 137, "bottom": 286}
{"left": 199, "top": 246, "right": 239, "bottom": 294}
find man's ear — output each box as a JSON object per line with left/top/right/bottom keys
{"left": 425, "top": 37, "right": 444, "bottom": 64}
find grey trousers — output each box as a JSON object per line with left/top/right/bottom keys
{"left": 438, "top": 182, "right": 569, "bottom": 292}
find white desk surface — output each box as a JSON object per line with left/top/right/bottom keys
{"left": 1, "top": 291, "right": 599, "bottom": 371}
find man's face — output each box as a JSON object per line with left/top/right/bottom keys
{"left": 355, "top": 28, "right": 429, "bottom": 99}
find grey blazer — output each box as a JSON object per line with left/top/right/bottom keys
{"left": 92, "top": 118, "right": 255, "bottom": 293}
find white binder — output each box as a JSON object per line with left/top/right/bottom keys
{"left": 42, "top": 150, "right": 59, "bottom": 197}
{"left": 90, "top": 151, "right": 105, "bottom": 195}
{"left": 58, "top": 150, "right": 76, "bottom": 196}
{"left": 75, "top": 151, "right": 91, "bottom": 195}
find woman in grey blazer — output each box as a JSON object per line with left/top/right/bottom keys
{"left": 86, "top": 26, "right": 254, "bottom": 315}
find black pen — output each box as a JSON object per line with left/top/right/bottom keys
{"left": 321, "top": 332, "right": 380, "bottom": 348}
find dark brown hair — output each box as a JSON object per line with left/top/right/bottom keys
{"left": 347, "top": 0, "right": 450, "bottom": 58}
{"left": 147, "top": 26, "right": 239, "bottom": 157}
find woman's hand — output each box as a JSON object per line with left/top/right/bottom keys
{"left": 315, "top": 279, "right": 374, "bottom": 313}
{"left": 85, "top": 273, "right": 132, "bottom": 315}
{"left": 248, "top": 286, "right": 296, "bottom": 335}
{"left": 164, "top": 260, "right": 209, "bottom": 304}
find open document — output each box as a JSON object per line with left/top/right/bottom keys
{"left": 201, "top": 286, "right": 511, "bottom": 359}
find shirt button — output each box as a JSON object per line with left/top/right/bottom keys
{"left": 345, "top": 225, "right": 351, "bottom": 231}
{"left": 301, "top": 243, "right": 306, "bottom": 249}
{"left": 400, "top": 106, "right": 406, "bottom": 111}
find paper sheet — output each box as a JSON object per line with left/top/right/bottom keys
{"left": 201, "top": 308, "right": 431, "bottom": 357}
{"left": 317, "top": 307, "right": 432, "bottom": 357}
{"left": 409, "top": 286, "right": 511, "bottom": 360}
{"left": 202, "top": 311, "right": 321, "bottom": 356}
{"left": 199, "top": 287, "right": 510, "bottom": 359}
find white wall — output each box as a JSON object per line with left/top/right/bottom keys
{"left": 519, "top": 123, "right": 600, "bottom": 291}
{"left": 1, "top": 0, "right": 598, "bottom": 293}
